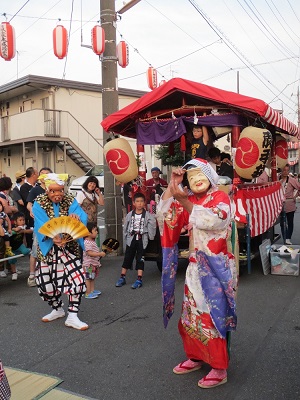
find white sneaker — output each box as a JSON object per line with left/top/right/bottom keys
{"left": 27, "top": 276, "right": 37, "bottom": 287}
{"left": 0, "top": 271, "right": 7, "bottom": 278}
{"left": 286, "top": 239, "right": 292, "bottom": 245}
{"left": 11, "top": 273, "right": 18, "bottom": 281}
{"left": 65, "top": 313, "right": 89, "bottom": 331}
{"left": 42, "top": 308, "right": 65, "bottom": 322}
{"left": 16, "top": 269, "right": 22, "bottom": 275}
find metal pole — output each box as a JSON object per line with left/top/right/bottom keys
{"left": 271, "top": 132, "right": 277, "bottom": 182}
{"left": 62, "top": 141, "right": 66, "bottom": 173}
{"left": 100, "top": 0, "right": 123, "bottom": 251}
{"left": 136, "top": 144, "right": 147, "bottom": 196}
{"left": 231, "top": 126, "right": 240, "bottom": 179}
{"left": 246, "top": 213, "right": 251, "bottom": 274}
{"left": 35, "top": 140, "right": 38, "bottom": 171}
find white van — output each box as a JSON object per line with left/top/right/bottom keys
{"left": 68, "top": 165, "right": 104, "bottom": 197}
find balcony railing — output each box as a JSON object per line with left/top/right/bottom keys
{"left": 0, "top": 108, "right": 102, "bottom": 165}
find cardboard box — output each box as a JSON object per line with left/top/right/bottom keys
{"left": 270, "top": 245, "right": 300, "bottom": 276}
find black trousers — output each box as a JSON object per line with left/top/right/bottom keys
{"left": 280, "top": 211, "right": 295, "bottom": 241}
{"left": 122, "top": 236, "right": 145, "bottom": 271}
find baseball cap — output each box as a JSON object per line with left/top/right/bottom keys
{"left": 15, "top": 170, "right": 26, "bottom": 179}
{"left": 151, "top": 167, "right": 161, "bottom": 173}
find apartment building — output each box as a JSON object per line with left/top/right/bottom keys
{"left": 0, "top": 75, "right": 147, "bottom": 181}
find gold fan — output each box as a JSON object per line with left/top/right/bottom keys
{"left": 38, "top": 216, "right": 89, "bottom": 244}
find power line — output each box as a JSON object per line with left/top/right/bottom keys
{"left": 8, "top": 0, "right": 30, "bottom": 22}
{"left": 188, "top": 0, "right": 296, "bottom": 113}
{"left": 4, "top": 8, "right": 100, "bottom": 84}
{"left": 3, "top": 12, "right": 96, "bottom": 23}
{"left": 62, "top": 0, "right": 75, "bottom": 80}
{"left": 246, "top": 0, "right": 298, "bottom": 57}
{"left": 143, "top": 0, "right": 234, "bottom": 72}
{"left": 286, "top": 0, "right": 300, "bottom": 25}
{"left": 238, "top": 0, "right": 298, "bottom": 65}
{"left": 267, "top": 0, "right": 300, "bottom": 42}
{"left": 223, "top": 0, "right": 291, "bottom": 86}
{"left": 118, "top": 39, "right": 221, "bottom": 81}
{"left": 16, "top": 0, "right": 64, "bottom": 39}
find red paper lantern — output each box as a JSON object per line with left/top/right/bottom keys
{"left": 147, "top": 67, "right": 157, "bottom": 90}
{"left": 116, "top": 40, "right": 129, "bottom": 68}
{"left": 275, "top": 137, "right": 288, "bottom": 169}
{"left": 104, "top": 138, "right": 138, "bottom": 183}
{"left": 53, "top": 25, "right": 68, "bottom": 59}
{"left": 0, "top": 22, "right": 16, "bottom": 61}
{"left": 235, "top": 127, "right": 272, "bottom": 180}
{"left": 91, "top": 25, "right": 105, "bottom": 55}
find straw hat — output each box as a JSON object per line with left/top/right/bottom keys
{"left": 15, "top": 170, "right": 26, "bottom": 179}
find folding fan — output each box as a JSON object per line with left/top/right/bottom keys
{"left": 102, "top": 238, "right": 120, "bottom": 253}
{"left": 38, "top": 216, "right": 90, "bottom": 244}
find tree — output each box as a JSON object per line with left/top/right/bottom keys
{"left": 154, "top": 143, "right": 185, "bottom": 166}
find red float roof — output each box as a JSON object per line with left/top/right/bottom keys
{"left": 101, "top": 77, "right": 299, "bottom": 139}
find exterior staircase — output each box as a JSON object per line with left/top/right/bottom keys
{"left": 0, "top": 108, "right": 103, "bottom": 172}
{"left": 53, "top": 110, "right": 103, "bottom": 172}
{"left": 56, "top": 140, "right": 94, "bottom": 172}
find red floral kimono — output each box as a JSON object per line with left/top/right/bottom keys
{"left": 157, "top": 188, "right": 237, "bottom": 369}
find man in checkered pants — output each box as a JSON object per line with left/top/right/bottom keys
{"left": 32, "top": 173, "right": 88, "bottom": 331}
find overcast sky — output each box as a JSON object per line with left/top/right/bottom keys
{"left": 0, "top": 0, "right": 299, "bottom": 124}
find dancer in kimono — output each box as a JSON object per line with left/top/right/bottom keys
{"left": 32, "top": 173, "right": 88, "bottom": 330}
{"left": 157, "top": 158, "right": 237, "bottom": 389}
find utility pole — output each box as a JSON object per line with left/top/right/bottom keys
{"left": 100, "top": 0, "right": 123, "bottom": 251}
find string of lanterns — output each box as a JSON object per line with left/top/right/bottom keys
{"left": 0, "top": 20, "right": 165, "bottom": 90}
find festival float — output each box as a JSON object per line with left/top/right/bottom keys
{"left": 101, "top": 77, "right": 300, "bottom": 273}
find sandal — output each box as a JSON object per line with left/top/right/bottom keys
{"left": 198, "top": 369, "right": 227, "bottom": 388}
{"left": 173, "top": 359, "right": 202, "bottom": 374}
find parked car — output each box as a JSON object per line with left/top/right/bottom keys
{"left": 68, "top": 165, "right": 104, "bottom": 197}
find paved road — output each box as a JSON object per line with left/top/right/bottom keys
{"left": 1, "top": 211, "right": 300, "bottom": 400}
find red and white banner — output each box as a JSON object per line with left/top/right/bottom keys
{"left": 287, "top": 141, "right": 299, "bottom": 149}
{"left": 264, "top": 106, "right": 299, "bottom": 138}
{"left": 234, "top": 181, "right": 284, "bottom": 237}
